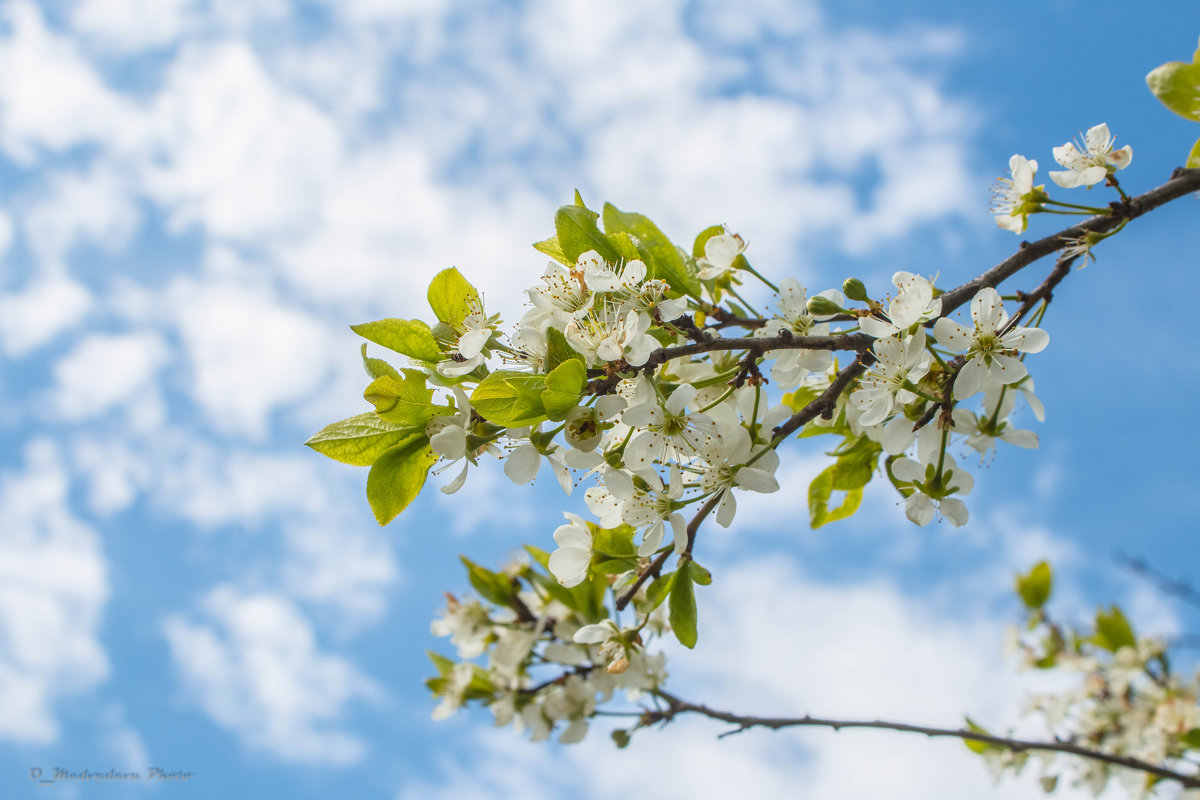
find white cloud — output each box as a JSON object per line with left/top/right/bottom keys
{"left": 0, "top": 439, "right": 109, "bottom": 744}
{"left": 0, "top": 208, "right": 13, "bottom": 256}
{"left": 0, "top": 274, "right": 93, "bottom": 356}
{"left": 0, "top": 2, "right": 141, "bottom": 163}
{"left": 49, "top": 331, "right": 169, "bottom": 422}
{"left": 159, "top": 447, "right": 333, "bottom": 528}
{"left": 166, "top": 278, "right": 337, "bottom": 437}
{"left": 281, "top": 522, "right": 399, "bottom": 630}
{"left": 143, "top": 41, "right": 343, "bottom": 241}
{"left": 71, "top": 0, "right": 198, "bottom": 53}
{"left": 23, "top": 165, "right": 142, "bottom": 267}
{"left": 162, "top": 585, "right": 382, "bottom": 765}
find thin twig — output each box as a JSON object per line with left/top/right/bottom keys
{"left": 615, "top": 493, "right": 723, "bottom": 612}
{"left": 648, "top": 690, "right": 1200, "bottom": 789}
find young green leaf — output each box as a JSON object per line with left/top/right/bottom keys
{"left": 555, "top": 205, "right": 619, "bottom": 264}
{"left": 689, "top": 560, "right": 712, "bottom": 586}
{"left": 603, "top": 203, "right": 702, "bottom": 298}
{"left": 351, "top": 318, "right": 441, "bottom": 363}
{"left": 460, "top": 556, "right": 515, "bottom": 606}
{"left": 533, "top": 234, "right": 569, "bottom": 265}
{"left": 1092, "top": 605, "right": 1137, "bottom": 652}
{"left": 1146, "top": 53, "right": 1200, "bottom": 122}
{"left": 541, "top": 359, "right": 586, "bottom": 421}
{"left": 669, "top": 562, "right": 698, "bottom": 648}
{"left": 592, "top": 524, "right": 637, "bottom": 558}
{"left": 471, "top": 370, "right": 549, "bottom": 427}
{"left": 360, "top": 343, "right": 401, "bottom": 381}
{"left": 636, "top": 570, "right": 678, "bottom": 615}
{"left": 363, "top": 370, "right": 444, "bottom": 427}
{"left": 808, "top": 464, "right": 864, "bottom": 528}
{"left": 428, "top": 267, "right": 480, "bottom": 326}
{"left": 544, "top": 327, "right": 586, "bottom": 372}
{"left": 366, "top": 437, "right": 437, "bottom": 525}
{"left": 1015, "top": 561, "right": 1053, "bottom": 610}
{"left": 305, "top": 413, "right": 420, "bottom": 467}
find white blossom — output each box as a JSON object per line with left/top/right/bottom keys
{"left": 932, "top": 287, "right": 1049, "bottom": 400}
{"left": 851, "top": 329, "right": 932, "bottom": 427}
{"left": 696, "top": 230, "right": 746, "bottom": 280}
{"left": 1050, "top": 123, "right": 1133, "bottom": 189}
{"left": 991, "top": 154, "right": 1042, "bottom": 233}
{"left": 547, "top": 512, "right": 593, "bottom": 587}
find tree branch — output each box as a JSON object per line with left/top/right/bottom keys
{"left": 648, "top": 690, "right": 1200, "bottom": 789}
{"left": 936, "top": 167, "right": 1200, "bottom": 317}
{"left": 615, "top": 493, "right": 723, "bottom": 612}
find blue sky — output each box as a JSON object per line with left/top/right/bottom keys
{"left": 1, "top": 1, "right": 1199, "bottom": 797}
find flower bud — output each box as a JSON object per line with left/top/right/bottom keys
{"left": 842, "top": 278, "right": 868, "bottom": 302}
{"left": 806, "top": 295, "right": 843, "bottom": 316}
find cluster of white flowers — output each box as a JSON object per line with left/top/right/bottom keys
{"left": 427, "top": 555, "right": 669, "bottom": 744}
{"left": 845, "top": 276, "right": 1048, "bottom": 527}
{"left": 992, "top": 122, "right": 1132, "bottom": 236}
{"left": 991, "top": 611, "right": 1200, "bottom": 799}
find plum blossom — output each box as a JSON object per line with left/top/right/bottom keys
{"left": 578, "top": 250, "right": 646, "bottom": 293}
{"left": 851, "top": 328, "right": 932, "bottom": 427}
{"left": 932, "top": 287, "right": 1049, "bottom": 400}
{"left": 437, "top": 297, "right": 498, "bottom": 377}
{"left": 696, "top": 229, "right": 747, "bottom": 280}
{"left": 623, "top": 383, "right": 721, "bottom": 468}
{"left": 547, "top": 512, "right": 593, "bottom": 587}
{"left": 892, "top": 455, "right": 973, "bottom": 527}
{"left": 859, "top": 272, "right": 941, "bottom": 339}
{"left": 503, "top": 440, "right": 572, "bottom": 493}
{"left": 428, "top": 388, "right": 498, "bottom": 493}
{"left": 565, "top": 301, "right": 658, "bottom": 367}
{"left": 1050, "top": 123, "right": 1132, "bottom": 189}
{"left": 990, "top": 154, "right": 1045, "bottom": 233}
{"left": 618, "top": 467, "right": 688, "bottom": 556}
{"left": 758, "top": 278, "right": 839, "bottom": 386}
{"left": 528, "top": 262, "right": 592, "bottom": 326}
{"left": 698, "top": 426, "right": 781, "bottom": 527}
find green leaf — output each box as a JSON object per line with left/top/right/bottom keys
{"left": 611, "top": 729, "right": 631, "bottom": 749}
{"left": 366, "top": 436, "right": 437, "bottom": 524}
{"left": 635, "top": 571, "right": 677, "bottom": 615}
{"left": 1188, "top": 135, "right": 1200, "bottom": 169}
{"left": 962, "top": 717, "right": 998, "bottom": 754}
{"left": 351, "top": 318, "right": 441, "bottom": 363}
{"left": 533, "top": 234, "right": 569, "bottom": 265}
{"left": 1147, "top": 58, "right": 1200, "bottom": 122}
{"left": 541, "top": 359, "right": 586, "bottom": 421}
{"left": 363, "top": 370, "right": 444, "bottom": 427}
{"left": 603, "top": 203, "right": 701, "bottom": 298}
{"left": 360, "top": 344, "right": 401, "bottom": 381}
{"left": 471, "top": 370, "right": 549, "bottom": 427}
{"left": 556, "top": 205, "right": 619, "bottom": 264}
{"left": 545, "top": 327, "right": 586, "bottom": 372}
{"left": 689, "top": 561, "right": 712, "bottom": 586}
{"left": 830, "top": 436, "right": 881, "bottom": 490}
{"left": 592, "top": 557, "right": 640, "bottom": 575}
{"left": 592, "top": 524, "right": 638, "bottom": 558}
{"left": 669, "top": 562, "right": 698, "bottom": 648}
{"left": 1092, "top": 605, "right": 1136, "bottom": 652}
{"left": 305, "top": 413, "right": 420, "bottom": 467}
{"left": 808, "top": 464, "right": 864, "bottom": 528}
{"left": 692, "top": 224, "right": 725, "bottom": 259}
{"left": 1180, "top": 728, "right": 1200, "bottom": 750}
{"left": 1015, "top": 561, "right": 1053, "bottom": 610}
{"left": 460, "top": 556, "right": 515, "bottom": 606}
{"left": 607, "top": 231, "right": 643, "bottom": 262}
{"left": 428, "top": 267, "right": 480, "bottom": 326}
